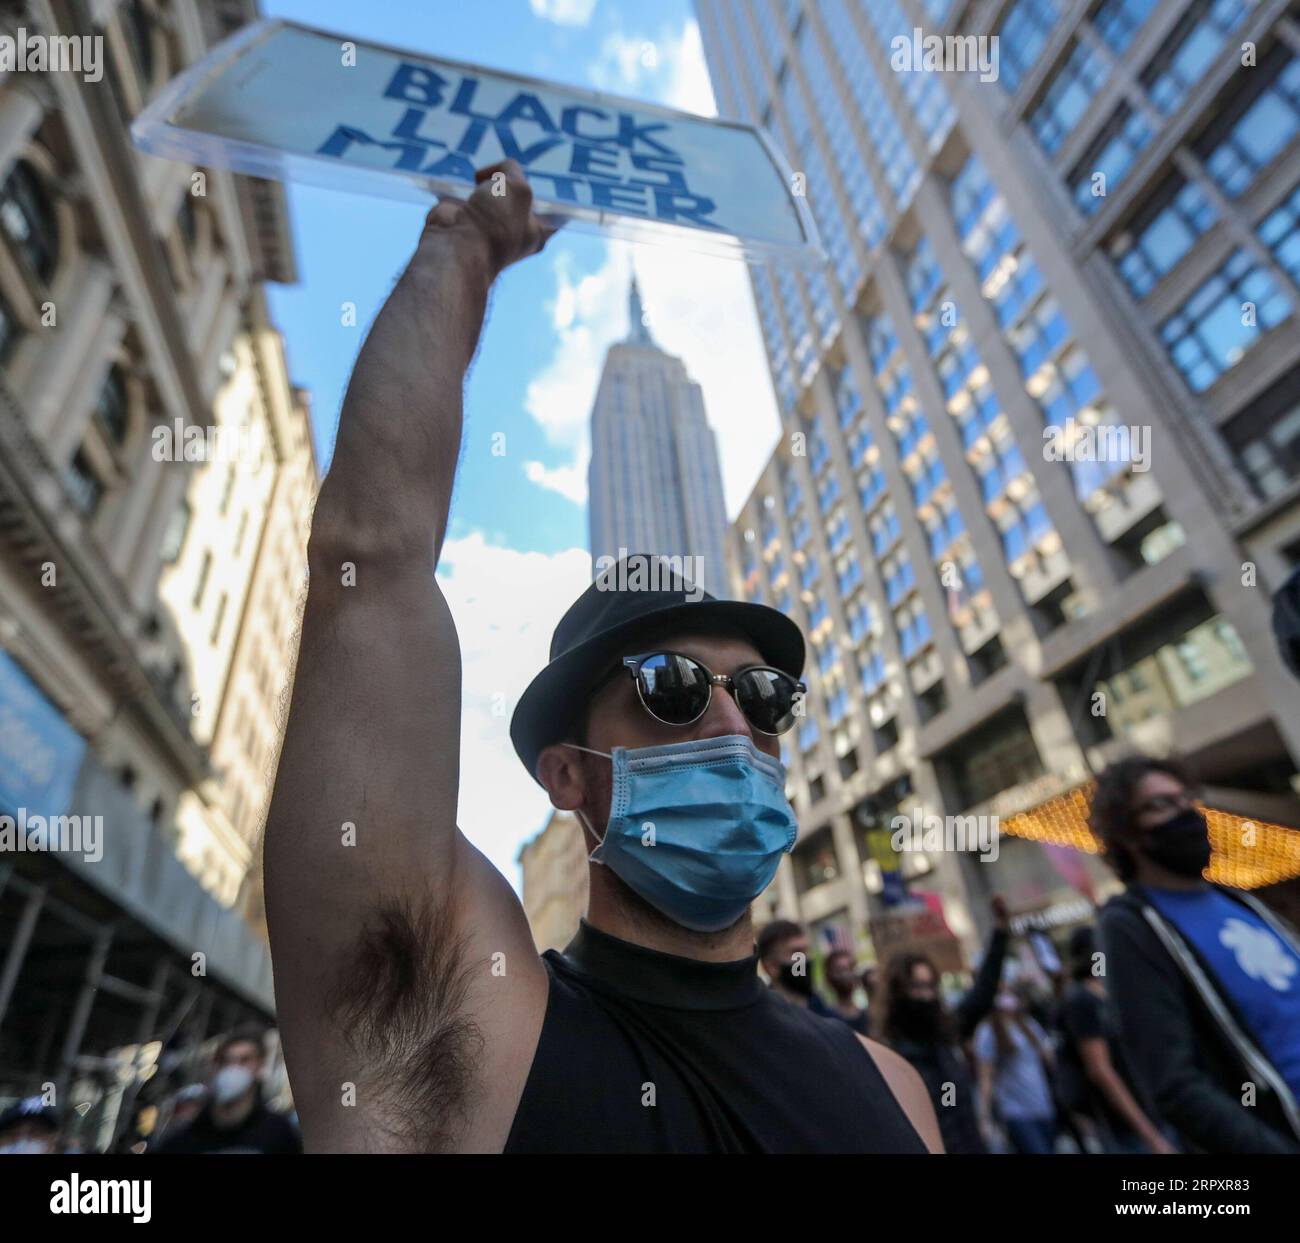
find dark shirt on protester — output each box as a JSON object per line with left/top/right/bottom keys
{"left": 809, "top": 990, "right": 871, "bottom": 1035}
{"left": 888, "top": 928, "right": 1010, "bottom": 1155}
{"left": 153, "top": 1096, "right": 302, "bottom": 1154}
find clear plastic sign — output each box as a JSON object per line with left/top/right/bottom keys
{"left": 132, "top": 19, "right": 822, "bottom": 264}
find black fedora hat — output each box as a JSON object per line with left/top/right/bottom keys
{"left": 510, "top": 553, "right": 805, "bottom": 784}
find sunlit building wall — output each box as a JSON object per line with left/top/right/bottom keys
{"left": 0, "top": 0, "right": 300, "bottom": 1127}
{"left": 157, "top": 288, "right": 316, "bottom": 914}
{"left": 519, "top": 810, "right": 590, "bottom": 954}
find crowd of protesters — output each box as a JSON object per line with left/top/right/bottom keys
{"left": 0, "top": 1025, "right": 301, "bottom": 1156}
{"left": 757, "top": 752, "right": 1300, "bottom": 1155}
{"left": 3, "top": 752, "right": 1297, "bottom": 1155}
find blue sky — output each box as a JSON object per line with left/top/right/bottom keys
{"left": 257, "top": 0, "right": 783, "bottom": 886}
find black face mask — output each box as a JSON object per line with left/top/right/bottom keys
{"left": 1143, "top": 807, "right": 1212, "bottom": 878}
{"left": 892, "top": 995, "right": 943, "bottom": 1040}
{"left": 779, "top": 962, "right": 814, "bottom": 997}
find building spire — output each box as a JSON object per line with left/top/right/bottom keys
{"left": 627, "top": 272, "right": 655, "bottom": 346}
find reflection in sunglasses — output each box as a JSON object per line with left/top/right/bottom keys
{"left": 626, "top": 651, "right": 805, "bottom": 735}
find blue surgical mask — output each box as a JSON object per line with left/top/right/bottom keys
{"left": 565, "top": 734, "right": 798, "bottom": 932}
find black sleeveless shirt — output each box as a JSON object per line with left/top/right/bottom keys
{"left": 504, "top": 920, "right": 928, "bottom": 1154}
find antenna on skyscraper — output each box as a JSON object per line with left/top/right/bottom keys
{"left": 627, "top": 270, "right": 655, "bottom": 347}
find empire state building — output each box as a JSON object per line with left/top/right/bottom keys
{"left": 587, "top": 276, "right": 729, "bottom": 596}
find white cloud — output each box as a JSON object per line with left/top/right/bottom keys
{"left": 523, "top": 244, "right": 626, "bottom": 449}
{"left": 520, "top": 17, "right": 777, "bottom": 517}
{"left": 525, "top": 457, "right": 589, "bottom": 504}
{"left": 436, "top": 534, "right": 592, "bottom": 889}
{"left": 589, "top": 19, "right": 716, "bottom": 115}
{"left": 629, "top": 248, "right": 780, "bottom": 518}
{"left": 591, "top": 31, "right": 650, "bottom": 88}
{"left": 528, "top": 0, "right": 598, "bottom": 27}
{"left": 662, "top": 20, "right": 716, "bottom": 115}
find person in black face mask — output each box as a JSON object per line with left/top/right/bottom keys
{"left": 1095, "top": 756, "right": 1300, "bottom": 1154}
{"left": 756, "top": 920, "right": 838, "bottom": 1019}
{"left": 873, "top": 897, "right": 1011, "bottom": 1154}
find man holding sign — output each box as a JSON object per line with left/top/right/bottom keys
{"left": 263, "top": 160, "right": 939, "bottom": 1154}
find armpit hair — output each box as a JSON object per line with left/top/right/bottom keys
{"left": 326, "top": 892, "right": 485, "bottom": 1152}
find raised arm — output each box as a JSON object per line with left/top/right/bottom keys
{"left": 263, "top": 161, "right": 558, "bottom": 1152}
{"left": 955, "top": 897, "right": 1010, "bottom": 1041}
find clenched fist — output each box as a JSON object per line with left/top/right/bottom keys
{"left": 422, "top": 158, "right": 562, "bottom": 277}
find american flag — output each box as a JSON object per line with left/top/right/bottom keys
{"left": 821, "top": 924, "right": 855, "bottom": 954}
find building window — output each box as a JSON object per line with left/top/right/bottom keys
{"left": 795, "top": 827, "right": 838, "bottom": 889}
{"left": 1139, "top": 0, "right": 1247, "bottom": 116}
{"left": 798, "top": 716, "right": 820, "bottom": 754}
{"left": 95, "top": 366, "right": 130, "bottom": 443}
{"left": 1030, "top": 40, "right": 1109, "bottom": 155}
{"left": 1223, "top": 366, "right": 1300, "bottom": 500}
{"left": 821, "top": 0, "right": 919, "bottom": 201}
{"left": 858, "top": 0, "right": 956, "bottom": 145}
{"left": 836, "top": 367, "right": 863, "bottom": 430}
{"left": 1159, "top": 248, "right": 1293, "bottom": 392}
{"left": 1110, "top": 174, "right": 1218, "bottom": 297}
{"left": 950, "top": 711, "right": 1045, "bottom": 807}
{"left": 1258, "top": 180, "right": 1300, "bottom": 286}
{"left": 998, "top": 496, "right": 1053, "bottom": 565}
{"left": 178, "top": 192, "right": 198, "bottom": 248}
{"left": 161, "top": 499, "right": 190, "bottom": 563}
{"left": 1008, "top": 294, "right": 1070, "bottom": 378}
{"left": 121, "top": 0, "right": 156, "bottom": 87}
{"left": 998, "top": 0, "right": 1062, "bottom": 95}
{"left": 0, "top": 290, "right": 17, "bottom": 362}
{"left": 1213, "top": 620, "right": 1248, "bottom": 666}
{"left": 218, "top": 464, "right": 236, "bottom": 516}
{"left": 860, "top": 648, "right": 886, "bottom": 695}
{"left": 63, "top": 449, "right": 103, "bottom": 515}
{"left": 977, "top": 441, "right": 1029, "bottom": 503}
{"left": 903, "top": 237, "right": 944, "bottom": 315}
{"left": 1196, "top": 46, "right": 1300, "bottom": 199}
{"left": 895, "top": 598, "right": 932, "bottom": 660}
{"left": 1070, "top": 103, "right": 1153, "bottom": 215}
{"left": 1112, "top": 613, "right": 1253, "bottom": 707}
{"left": 0, "top": 159, "right": 59, "bottom": 283}
{"left": 193, "top": 549, "right": 212, "bottom": 608}
{"left": 1090, "top": 0, "right": 1159, "bottom": 56}
{"left": 211, "top": 592, "right": 227, "bottom": 645}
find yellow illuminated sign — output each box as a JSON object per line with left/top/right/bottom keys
{"left": 998, "top": 785, "right": 1300, "bottom": 890}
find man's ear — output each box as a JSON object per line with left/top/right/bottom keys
{"left": 536, "top": 742, "right": 586, "bottom": 810}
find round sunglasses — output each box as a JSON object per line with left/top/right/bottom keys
{"left": 621, "top": 651, "right": 806, "bottom": 736}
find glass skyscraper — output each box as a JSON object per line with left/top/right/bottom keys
{"left": 587, "top": 277, "right": 730, "bottom": 596}
{"left": 696, "top": 0, "right": 1300, "bottom": 952}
